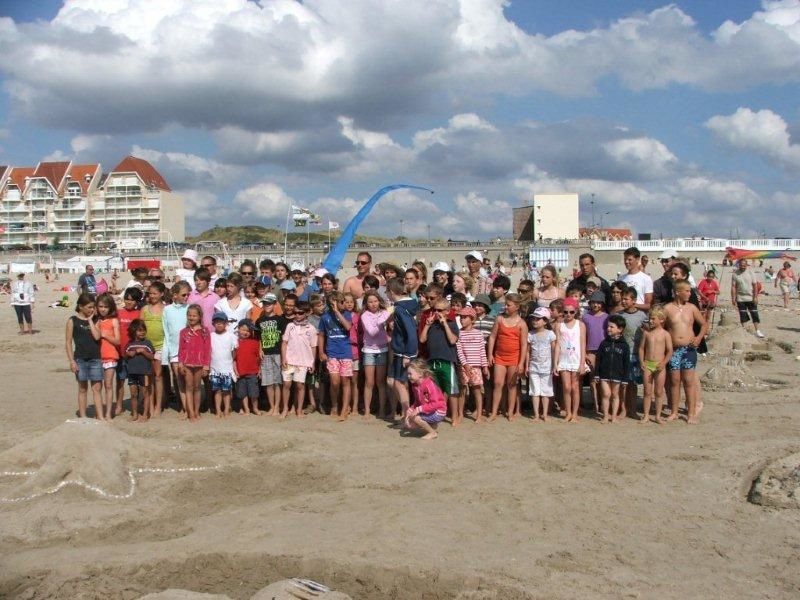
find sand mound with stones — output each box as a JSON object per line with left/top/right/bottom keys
{"left": 139, "top": 579, "right": 352, "bottom": 600}
{"left": 708, "top": 325, "right": 764, "bottom": 352}
{"left": 0, "top": 418, "right": 218, "bottom": 502}
{"left": 749, "top": 452, "right": 800, "bottom": 509}
{"left": 700, "top": 355, "right": 769, "bottom": 391}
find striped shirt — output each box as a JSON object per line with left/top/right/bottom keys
{"left": 456, "top": 328, "right": 488, "bottom": 367}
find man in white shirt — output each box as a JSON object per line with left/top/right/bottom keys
{"left": 620, "top": 247, "right": 653, "bottom": 311}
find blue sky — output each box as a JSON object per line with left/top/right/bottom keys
{"left": 0, "top": 0, "right": 798, "bottom": 239}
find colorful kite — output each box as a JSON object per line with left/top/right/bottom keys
{"left": 725, "top": 247, "right": 796, "bottom": 261}
{"left": 322, "top": 184, "right": 434, "bottom": 274}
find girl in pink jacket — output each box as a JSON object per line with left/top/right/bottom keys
{"left": 404, "top": 359, "right": 447, "bottom": 440}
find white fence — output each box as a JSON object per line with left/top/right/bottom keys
{"left": 590, "top": 239, "right": 800, "bottom": 253}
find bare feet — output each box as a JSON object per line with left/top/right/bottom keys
{"left": 666, "top": 413, "right": 679, "bottom": 422}
{"left": 695, "top": 401, "right": 704, "bottom": 418}
{"left": 687, "top": 416, "right": 699, "bottom": 425}
{"left": 488, "top": 414, "right": 497, "bottom": 422}
{"left": 130, "top": 414, "right": 139, "bottom": 422}
{"left": 638, "top": 417, "right": 650, "bottom": 425}
{"left": 655, "top": 416, "right": 664, "bottom": 425}
{"left": 422, "top": 432, "right": 438, "bottom": 440}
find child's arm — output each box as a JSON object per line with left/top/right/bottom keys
{"left": 87, "top": 316, "right": 101, "bottom": 341}
{"left": 232, "top": 347, "right": 238, "bottom": 379}
{"left": 332, "top": 306, "right": 352, "bottom": 331}
{"left": 456, "top": 338, "right": 468, "bottom": 365}
{"left": 318, "top": 331, "right": 327, "bottom": 362}
{"left": 517, "top": 320, "right": 528, "bottom": 373}
{"left": 419, "top": 318, "right": 430, "bottom": 343}
{"left": 65, "top": 318, "right": 77, "bottom": 373}
{"left": 638, "top": 331, "right": 646, "bottom": 365}
{"left": 486, "top": 319, "right": 500, "bottom": 367}
{"left": 108, "top": 318, "right": 121, "bottom": 347}
{"left": 662, "top": 332, "right": 673, "bottom": 369}
{"left": 552, "top": 329, "right": 561, "bottom": 376}
{"left": 578, "top": 321, "right": 586, "bottom": 369}
{"left": 691, "top": 304, "right": 708, "bottom": 346}
{"left": 281, "top": 339, "right": 288, "bottom": 369}
{"left": 442, "top": 319, "right": 458, "bottom": 346}
{"left": 140, "top": 343, "right": 155, "bottom": 361}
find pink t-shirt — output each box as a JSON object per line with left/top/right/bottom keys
{"left": 283, "top": 320, "right": 318, "bottom": 368}
{"left": 412, "top": 376, "right": 447, "bottom": 416}
{"left": 188, "top": 289, "right": 220, "bottom": 333}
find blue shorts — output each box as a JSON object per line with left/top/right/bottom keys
{"left": 116, "top": 361, "right": 128, "bottom": 381}
{"left": 128, "top": 373, "right": 147, "bottom": 386}
{"left": 75, "top": 358, "right": 103, "bottom": 382}
{"left": 626, "top": 354, "right": 642, "bottom": 385}
{"left": 668, "top": 345, "right": 697, "bottom": 371}
{"left": 362, "top": 351, "right": 388, "bottom": 367}
{"left": 420, "top": 411, "right": 445, "bottom": 424}
{"left": 210, "top": 373, "right": 233, "bottom": 392}
{"left": 389, "top": 355, "right": 411, "bottom": 383}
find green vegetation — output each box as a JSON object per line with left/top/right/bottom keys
{"left": 186, "top": 225, "right": 421, "bottom": 246}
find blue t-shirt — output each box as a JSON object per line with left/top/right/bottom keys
{"left": 319, "top": 310, "right": 352, "bottom": 359}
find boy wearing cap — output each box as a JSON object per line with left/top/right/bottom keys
{"left": 235, "top": 319, "right": 262, "bottom": 415}
{"left": 256, "top": 294, "right": 288, "bottom": 416}
{"left": 455, "top": 306, "right": 489, "bottom": 424}
{"left": 210, "top": 312, "right": 238, "bottom": 417}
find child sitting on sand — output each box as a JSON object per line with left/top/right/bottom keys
{"left": 638, "top": 306, "right": 673, "bottom": 424}
{"left": 404, "top": 359, "right": 447, "bottom": 440}
{"left": 664, "top": 281, "right": 708, "bottom": 424}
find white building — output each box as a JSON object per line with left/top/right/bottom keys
{"left": 513, "top": 193, "right": 579, "bottom": 241}
{"left": 0, "top": 156, "right": 183, "bottom": 248}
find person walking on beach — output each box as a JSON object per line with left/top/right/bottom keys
{"left": 10, "top": 272, "right": 35, "bottom": 335}
{"left": 731, "top": 259, "right": 764, "bottom": 338}
{"left": 775, "top": 261, "right": 796, "bottom": 309}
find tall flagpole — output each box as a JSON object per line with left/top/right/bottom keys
{"left": 283, "top": 205, "right": 290, "bottom": 261}
{"left": 306, "top": 220, "right": 310, "bottom": 267}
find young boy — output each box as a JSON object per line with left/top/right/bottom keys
{"left": 594, "top": 314, "right": 630, "bottom": 423}
{"left": 420, "top": 298, "right": 460, "bottom": 425}
{"left": 281, "top": 301, "right": 317, "bottom": 419}
{"left": 489, "top": 275, "right": 511, "bottom": 317}
{"left": 664, "top": 280, "right": 708, "bottom": 424}
{"left": 619, "top": 288, "right": 647, "bottom": 419}
{"left": 256, "top": 293, "right": 288, "bottom": 416}
{"left": 235, "top": 318, "right": 262, "bottom": 415}
{"left": 115, "top": 287, "right": 142, "bottom": 416}
{"left": 386, "top": 277, "right": 419, "bottom": 419}
{"left": 638, "top": 306, "right": 673, "bottom": 424}
{"left": 210, "top": 311, "right": 237, "bottom": 417}
{"left": 318, "top": 291, "right": 353, "bottom": 419}
{"left": 472, "top": 294, "right": 495, "bottom": 343}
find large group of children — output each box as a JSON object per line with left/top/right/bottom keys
{"left": 65, "top": 247, "right": 711, "bottom": 439}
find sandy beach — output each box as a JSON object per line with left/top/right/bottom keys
{"left": 1, "top": 267, "right": 799, "bottom": 599}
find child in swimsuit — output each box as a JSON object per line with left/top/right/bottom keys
{"left": 638, "top": 306, "right": 673, "bottom": 424}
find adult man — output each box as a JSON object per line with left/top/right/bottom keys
{"left": 620, "top": 247, "right": 653, "bottom": 311}
{"left": 239, "top": 259, "right": 257, "bottom": 284}
{"left": 653, "top": 250, "right": 678, "bottom": 305}
{"left": 200, "top": 255, "right": 219, "bottom": 286}
{"left": 78, "top": 265, "right": 97, "bottom": 296}
{"left": 572, "top": 253, "right": 611, "bottom": 304}
{"left": 465, "top": 250, "right": 490, "bottom": 296}
{"left": 343, "top": 252, "right": 372, "bottom": 300}
{"left": 775, "top": 261, "right": 796, "bottom": 309}
{"left": 731, "top": 259, "right": 764, "bottom": 338}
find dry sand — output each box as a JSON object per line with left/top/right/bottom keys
{"left": 0, "top": 268, "right": 799, "bottom": 599}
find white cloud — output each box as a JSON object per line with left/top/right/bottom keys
{"left": 130, "top": 145, "right": 242, "bottom": 188}
{"left": 705, "top": 107, "right": 800, "bottom": 170}
{"left": 602, "top": 138, "right": 678, "bottom": 179}
{"left": 1, "top": 1, "right": 799, "bottom": 134}
{"left": 232, "top": 182, "right": 294, "bottom": 222}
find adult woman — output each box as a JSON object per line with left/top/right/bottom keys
{"left": 775, "top": 261, "right": 796, "bottom": 309}
{"left": 11, "top": 272, "right": 35, "bottom": 335}
{"left": 451, "top": 272, "right": 474, "bottom": 303}
{"left": 533, "top": 265, "right": 564, "bottom": 308}
{"left": 412, "top": 261, "right": 428, "bottom": 284}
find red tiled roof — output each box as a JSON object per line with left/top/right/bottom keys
{"left": 109, "top": 155, "right": 171, "bottom": 191}
{"left": 7, "top": 167, "right": 35, "bottom": 192}
{"left": 32, "top": 161, "right": 71, "bottom": 192}
{"left": 66, "top": 163, "right": 100, "bottom": 195}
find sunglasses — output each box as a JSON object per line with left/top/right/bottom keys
{"left": 424, "top": 295, "right": 438, "bottom": 301}
{"left": 201, "top": 263, "right": 214, "bottom": 268}
{"left": 517, "top": 288, "right": 531, "bottom": 293}
{"left": 563, "top": 310, "right": 577, "bottom": 314}
{"left": 241, "top": 271, "right": 255, "bottom": 275}
{"left": 355, "top": 261, "right": 369, "bottom": 265}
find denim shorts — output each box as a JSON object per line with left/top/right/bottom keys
{"left": 116, "top": 361, "right": 128, "bottom": 381}
{"left": 362, "top": 351, "right": 388, "bottom": 367}
{"left": 75, "top": 358, "right": 103, "bottom": 382}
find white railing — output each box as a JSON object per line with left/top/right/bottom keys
{"left": 590, "top": 239, "right": 800, "bottom": 252}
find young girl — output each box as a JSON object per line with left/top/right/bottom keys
{"left": 115, "top": 287, "right": 142, "bottom": 417}
{"left": 527, "top": 307, "right": 556, "bottom": 422}
{"left": 405, "top": 359, "right": 447, "bottom": 440}
{"left": 554, "top": 297, "right": 587, "bottom": 422}
{"left": 487, "top": 294, "right": 528, "bottom": 421}
{"left": 281, "top": 302, "right": 318, "bottom": 419}
{"left": 178, "top": 304, "right": 211, "bottom": 421}
{"left": 344, "top": 292, "right": 362, "bottom": 417}
{"left": 95, "top": 293, "right": 121, "bottom": 420}
{"left": 125, "top": 319, "right": 154, "bottom": 422}
{"left": 608, "top": 281, "right": 627, "bottom": 314}
{"left": 455, "top": 306, "right": 488, "bottom": 424}
{"left": 360, "top": 291, "right": 390, "bottom": 420}
{"left": 163, "top": 281, "right": 191, "bottom": 418}
{"left": 141, "top": 281, "right": 166, "bottom": 417}
{"left": 65, "top": 293, "right": 103, "bottom": 420}
{"left": 582, "top": 290, "right": 609, "bottom": 415}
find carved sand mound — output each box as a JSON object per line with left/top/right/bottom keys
{"left": 0, "top": 418, "right": 218, "bottom": 503}
{"left": 748, "top": 452, "right": 800, "bottom": 509}
{"left": 700, "top": 355, "right": 769, "bottom": 391}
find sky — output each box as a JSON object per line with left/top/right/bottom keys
{"left": 0, "top": 0, "right": 798, "bottom": 240}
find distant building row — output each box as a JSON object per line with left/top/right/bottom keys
{"left": 0, "top": 156, "right": 184, "bottom": 249}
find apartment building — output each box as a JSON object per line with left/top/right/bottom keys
{"left": 0, "top": 155, "right": 184, "bottom": 249}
